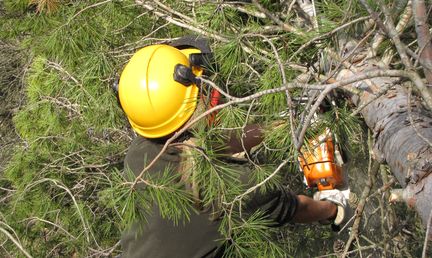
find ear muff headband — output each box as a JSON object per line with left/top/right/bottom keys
{"left": 170, "top": 36, "right": 221, "bottom": 126}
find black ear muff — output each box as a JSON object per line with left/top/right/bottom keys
{"left": 112, "top": 78, "right": 123, "bottom": 109}
{"left": 112, "top": 78, "right": 119, "bottom": 93}
{"left": 189, "top": 53, "right": 213, "bottom": 69}
{"left": 173, "top": 64, "right": 199, "bottom": 86}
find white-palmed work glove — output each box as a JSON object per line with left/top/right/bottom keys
{"left": 313, "top": 188, "right": 353, "bottom": 228}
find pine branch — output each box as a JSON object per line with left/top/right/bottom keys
{"left": 63, "top": 0, "right": 114, "bottom": 27}
{"left": 129, "top": 69, "right": 420, "bottom": 189}
{"left": 20, "top": 178, "right": 91, "bottom": 243}
{"left": 135, "top": 0, "right": 229, "bottom": 42}
{"left": 290, "top": 15, "right": 371, "bottom": 62}
{"left": 224, "top": 159, "right": 289, "bottom": 207}
{"left": 251, "top": 0, "right": 305, "bottom": 36}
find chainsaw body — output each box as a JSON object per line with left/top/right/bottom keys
{"left": 299, "top": 129, "right": 344, "bottom": 191}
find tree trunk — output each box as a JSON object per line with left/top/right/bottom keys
{"left": 337, "top": 67, "right": 432, "bottom": 226}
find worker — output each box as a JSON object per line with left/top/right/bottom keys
{"left": 114, "top": 36, "right": 349, "bottom": 258}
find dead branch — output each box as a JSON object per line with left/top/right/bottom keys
{"left": 20, "top": 178, "right": 91, "bottom": 243}
{"left": 63, "top": 0, "right": 113, "bottom": 27}
{"left": 423, "top": 209, "right": 432, "bottom": 258}
{"left": 135, "top": 0, "right": 229, "bottom": 42}
{"left": 289, "top": 16, "right": 371, "bottom": 62}
{"left": 251, "top": 0, "right": 305, "bottom": 36}
{"left": 24, "top": 217, "right": 77, "bottom": 240}
{"left": 412, "top": 0, "right": 432, "bottom": 84}
{"left": 341, "top": 161, "right": 381, "bottom": 257}
{"left": 407, "top": 85, "right": 432, "bottom": 147}
{"left": 128, "top": 68, "right": 417, "bottom": 189}
{"left": 0, "top": 225, "right": 32, "bottom": 258}
{"left": 367, "top": 0, "right": 413, "bottom": 61}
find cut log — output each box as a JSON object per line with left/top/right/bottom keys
{"left": 337, "top": 67, "right": 432, "bottom": 226}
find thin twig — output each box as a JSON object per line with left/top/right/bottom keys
{"left": 129, "top": 69, "right": 425, "bottom": 189}
{"left": 20, "top": 178, "right": 91, "bottom": 242}
{"left": 199, "top": 78, "right": 237, "bottom": 100}
{"left": 251, "top": 0, "right": 304, "bottom": 36}
{"left": 422, "top": 209, "right": 432, "bottom": 258}
{"left": 63, "top": 0, "right": 113, "bottom": 27}
{"left": 259, "top": 34, "right": 299, "bottom": 148}
{"left": 289, "top": 16, "right": 371, "bottom": 62}
{"left": 225, "top": 159, "right": 290, "bottom": 206}
{"left": 24, "top": 217, "right": 77, "bottom": 240}
{"left": 0, "top": 225, "right": 32, "bottom": 258}
{"left": 136, "top": 0, "right": 229, "bottom": 42}
{"left": 366, "top": 178, "right": 396, "bottom": 201}
{"left": 407, "top": 85, "right": 432, "bottom": 147}
{"left": 412, "top": 0, "right": 432, "bottom": 84}
{"left": 341, "top": 161, "right": 381, "bottom": 257}
{"left": 315, "top": 244, "right": 379, "bottom": 257}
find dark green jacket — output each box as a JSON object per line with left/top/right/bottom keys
{"left": 121, "top": 136, "right": 298, "bottom": 258}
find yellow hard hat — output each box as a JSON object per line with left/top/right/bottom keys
{"left": 118, "top": 44, "right": 203, "bottom": 138}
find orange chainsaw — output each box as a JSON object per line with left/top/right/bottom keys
{"left": 298, "top": 128, "right": 344, "bottom": 191}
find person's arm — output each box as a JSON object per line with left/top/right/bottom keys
{"left": 244, "top": 189, "right": 337, "bottom": 225}
{"left": 223, "top": 124, "right": 339, "bottom": 224}
{"left": 292, "top": 195, "right": 337, "bottom": 223}
{"left": 223, "top": 124, "right": 264, "bottom": 154}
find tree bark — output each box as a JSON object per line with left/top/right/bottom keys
{"left": 337, "top": 66, "right": 432, "bottom": 226}
{"left": 413, "top": 0, "right": 432, "bottom": 85}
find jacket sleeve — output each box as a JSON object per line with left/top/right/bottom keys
{"left": 221, "top": 125, "right": 298, "bottom": 226}
{"left": 243, "top": 187, "right": 299, "bottom": 226}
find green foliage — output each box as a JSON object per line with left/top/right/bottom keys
{"left": 144, "top": 167, "right": 194, "bottom": 224}
{"left": 3, "top": 0, "right": 29, "bottom": 13}
{"left": 322, "top": 103, "right": 365, "bottom": 155}
{"left": 316, "top": 0, "right": 367, "bottom": 22}
{"left": 220, "top": 211, "right": 286, "bottom": 257}
{"left": 214, "top": 39, "right": 247, "bottom": 77}
{"left": 216, "top": 106, "right": 248, "bottom": 128}
{"left": 258, "top": 67, "right": 286, "bottom": 115}
{"left": 262, "top": 122, "right": 296, "bottom": 163}
{"left": 1, "top": 0, "right": 425, "bottom": 257}
{"left": 248, "top": 165, "right": 284, "bottom": 194}
{"left": 192, "top": 149, "right": 243, "bottom": 207}
{"left": 0, "top": 0, "right": 167, "bottom": 256}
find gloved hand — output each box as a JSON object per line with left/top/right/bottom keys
{"left": 314, "top": 188, "right": 355, "bottom": 229}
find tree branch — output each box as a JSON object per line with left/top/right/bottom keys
{"left": 342, "top": 161, "right": 381, "bottom": 257}
{"left": 412, "top": 0, "right": 432, "bottom": 84}
{"left": 129, "top": 69, "right": 419, "bottom": 189}
{"left": 0, "top": 225, "right": 32, "bottom": 258}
